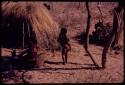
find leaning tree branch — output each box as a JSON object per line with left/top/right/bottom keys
{"left": 84, "top": 2, "right": 99, "bottom": 67}
{"left": 97, "top": 2, "right": 104, "bottom": 23}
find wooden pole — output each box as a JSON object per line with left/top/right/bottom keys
{"left": 97, "top": 2, "right": 104, "bottom": 23}
{"left": 84, "top": 2, "right": 99, "bottom": 67}
{"left": 85, "top": 2, "right": 91, "bottom": 50}
{"left": 22, "top": 22, "right": 25, "bottom": 49}
{"left": 27, "top": 21, "right": 30, "bottom": 39}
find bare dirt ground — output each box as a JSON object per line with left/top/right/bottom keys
{"left": 1, "top": 39, "right": 124, "bottom": 84}
{"left": 1, "top": 2, "right": 124, "bottom": 84}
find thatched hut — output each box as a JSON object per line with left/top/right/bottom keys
{"left": 1, "top": 1, "right": 59, "bottom": 51}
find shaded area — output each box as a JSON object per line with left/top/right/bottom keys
{"left": 1, "top": 57, "right": 102, "bottom": 73}
{"left": 1, "top": 55, "right": 36, "bottom": 72}
{"left": 44, "top": 61, "right": 85, "bottom": 66}
{"left": 1, "top": 70, "right": 29, "bottom": 84}
{"left": 44, "top": 60, "right": 96, "bottom": 67}
{"left": 1, "top": 16, "right": 24, "bottom": 48}
{"left": 1, "top": 15, "right": 35, "bottom": 49}
{"left": 44, "top": 61, "right": 63, "bottom": 65}
{"left": 1, "top": 55, "right": 36, "bottom": 84}
{"left": 1, "top": 65, "right": 102, "bottom": 84}
{"left": 43, "top": 60, "right": 101, "bottom": 70}
{"left": 73, "top": 32, "right": 110, "bottom": 47}
{"left": 32, "top": 66, "right": 102, "bottom": 71}
{"left": 1, "top": 59, "right": 102, "bottom": 83}
{"left": 73, "top": 21, "right": 112, "bottom": 47}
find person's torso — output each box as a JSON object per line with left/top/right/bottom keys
{"left": 59, "top": 34, "right": 69, "bottom": 46}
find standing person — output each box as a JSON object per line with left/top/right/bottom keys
{"left": 27, "top": 41, "right": 37, "bottom": 59}
{"left": 12, "top": 49, "right": 17, "bottom": 59}
{"left": 27, "top": 31, "right": 37, "bottom": 59}
{"left": 11, "top": 49, "right": 17, "bottom": 69}
{"left": 58, "top": 27, "right": 71, "bottom": 64}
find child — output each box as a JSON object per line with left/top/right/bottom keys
{"left": 58, "top": 27, "right": 71, "bottom": 64}
{"left": 12, "top": 49, "right": 17, "bottom": 59}
{"left": 27, "top": 41, "right": 37, "bottom": 59}
{"left": 11, "top": 49, "right": 17, "bottom": 69}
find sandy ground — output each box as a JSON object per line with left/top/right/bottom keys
{"left": 1, "top": 39, "right": 124, "bottom": 84}
{"left": 1, "top": 2, "right": 123, "bottom": 84}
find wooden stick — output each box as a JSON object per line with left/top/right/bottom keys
{"left": 97, "top": 2, "right": 104, "bottom": 23}
{"left": 22, "top": 22, "right": 25, "bottom": 49}
{"left": 27, "top": 20, "right": 30, "bottom": 39}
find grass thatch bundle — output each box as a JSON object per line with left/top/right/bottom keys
{"left": 2, "top": 1, "right": 59, "bottom": 50}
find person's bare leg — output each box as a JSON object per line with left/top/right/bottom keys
{"left": 62, "top": 48, "right": 65, "bottom": 64}
{"left": 62, "top": 55, "right": 65, "bottom": 64}
{"left": 65, "top": 54, "right": 67, "bottom": 63}
{"left": 65, "top": 48, "right": 68, "bottom": 63}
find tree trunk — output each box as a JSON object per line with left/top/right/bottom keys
{"left": 101, "top": 25, "right": 116, "bottom": 68}
{"left": 101, "top": 3, "right": 124, "bottom": 68}
{"left": 97, "top": 2, "right": 104, "bottom": 23}
{"left": 111, "top": 7, "right": 124, "bottom": 49}
{"left": 84, "top": 2, "right": 91, "bottom": 50}
{"left": 84, "top": 2, "right": 99, "bottom": 67}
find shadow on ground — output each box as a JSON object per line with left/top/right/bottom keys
{"left": 1, "top": 59, "right": 102, "bottom": 83}
{"left": 37, "top": 60, "right": 102, "bottom": 71}
{"left": 1, "top": 57, "right": 102, "bottom": 72}
{"left": 1, "top": 55, "right": 36, "bottom": 72}
{"left": 73, "top": 32, "right": 105, "bottom": 47}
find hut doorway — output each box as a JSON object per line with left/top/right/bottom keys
{"left": 1, "top": 16, "right": 37, "bottom": 49}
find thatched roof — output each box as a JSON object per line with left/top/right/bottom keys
{"left": 2, "top": 1, "right": 59, "bottom": 50}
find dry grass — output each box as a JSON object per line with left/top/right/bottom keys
{"left": 1, "top": 2, "right": 124, "bottom": 84}
{"left": 2, "top": 1, "right": 59, "bottom": 50}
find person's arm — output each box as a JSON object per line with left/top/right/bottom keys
{"left": 66, "top": 36, "right": 71, "bottom": 51}
{"left": 68, "top": 43, "right": 71, "bottom": 51}
{"left": 66, "top": 42, "right": 71, "bottom": 51}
